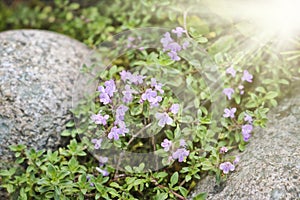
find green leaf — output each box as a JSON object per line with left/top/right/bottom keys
{"left": 61, "top": 130, "right": 71, "bottom": 136}
{"left": 185, "top": 174, "right": 192, "bottom": 182}
{"left": 154, "top": 172, "right": 168, "bottom": 179}
{"left": 255, "top": 87, "right": 266, "bottom": 93}
{"left": 278, "top": 79, "right": 289, "bottom": 85}
{"left": 124, "top": 165, "right": 133, "bottom": 173}
{"left": 154, "top": 192, "right": 168, "bottom": 200}
{"left": 9, "top": 144, "right": 26, "bottom": 152}
{"left": 47, "top": 164, "right": 56, "bottom": 178}
{"left": 265, "top": 91, "right": 278, "bottom": 99}
{"left": 193, "top": 192, "right": 207, "bottom": 200}
{"left": 65, "top": 121, "right": 75, "bottom": 128}
{"left": 196, "top": 37, "right": 208, "bottom": 43}
{"left": 0, "top": 168, "right": 16, "bottom": 176}
{"left": 179, "top": 186, "right": 188, "bottom": 197}
{"left": 170, "top": 172, "right": 179, "bottom": 187}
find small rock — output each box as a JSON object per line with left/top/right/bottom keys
{"left": 0, "top": 30, "right": 91, "bottom": 168}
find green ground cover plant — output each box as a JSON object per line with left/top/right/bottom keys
{"left": 0, "top": 0, "right": 299, "bottom": 199}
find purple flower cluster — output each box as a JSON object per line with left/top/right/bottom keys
{"left": 161, "top": 138, "right": 189, "bottom": 162}
{"left": 155, "top": 103, "right": 179, "bottom": 127}
{"left": 96, "top": 167, "right": 109, "bottom": 176}
{"left": 98, "top": 79, "right": 116, "bottom": 105}
{"left": 242, "top": 124, "right": 253, "bottom": 142}
{"left": 242, "top": 70, "right": 253, "bottom": 83}
{"left": 95, "top": 156, "right": 109, "bottom": 177}
{"left": 223, "top": 88, "right": 234, "bottom": 100}
{"left": 141, "top": 88, "right": 162, "bottom": 107}
{"left": 120, "top": 70, "right": 145, "bottom": 85}
{"left": 226, "top": 66, "right": 236, "bottom": 77}
{"left": 122, "top": 85, "right": 137, "bottom": 103}
{"left": 219, "top": 146, "right": 228, "bottom": 154}
{"left": 91, "top": 138, "right": 102, "bottom": 150}
{"left": 160, "top": 27, "right": 189, "bottom": 61}
{"left": 155, "top": 112, "right": 173, "bottom": 127}
{"left": 241, "top": 112, "right": 253, "bottom": 142}
{"left": 161, "top": 139, "right": 172, "bottom": 151}
{"left": 91, "top": 114, "right": 109, "bottom": 125}
{"left": 219, "top": 161, "right": 235, "bottom": 174}
{"left": 170, "top": 103, "right": 180, "bottom": 114}
{"left": 223, "top": 68, "right": 253, "bottom": 100}
{"left": 172, "top": 148, "right": 190, "bottom": 162}
{"left": 223, "top": 107, "right": 236, "bottom": 118}
{"left": 151, "top": 78, "right": 164, "bottom": 94}
{"left": 108, "top": 104, "right": 129, "bottom": 140}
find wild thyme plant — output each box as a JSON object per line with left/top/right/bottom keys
{"left": 0, "top": 24, "right": 278, "bottom": 200}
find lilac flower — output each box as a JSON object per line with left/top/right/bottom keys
{"left": 120, "top": 70, "right": 132, "bottom": 82}
{"left": 171, "top": 27, "right": 187, "bottom": 37}
{"left": 141, "top": 89, "right": 157, "bottom": 101}
{"left": 150, "top": 78, "right": 157, "bottom": 87}
{"left": 182, "top": 41, "right": 189, "bottom": 49}
{"left": 118, "top": 122, "right": 129, "bottom": 136}
{"left": 91, "top": 138, "right": 102, "bottom": 150}
{"left": 86, "top": 176, "right": 94, "bottom": 187}
{"left": 91, "top": 114, "right": 109, "bottom": 125}
{"left": 223, "top": 108, "right": 237, "bottom": 118}
{"left": 99, "top": 156, "right": 108, "bottom": 166}
{"left": 151, "top": 78, "right": 164, "bottom": 94}
{"left": 122, "top": 85, "right": 136, "bottom": 103}
{"left": 116, "top": 105, "right": 128, "bottom": 118}
{"left": 160, "top": 32, "right": 173, "bottom": 48}
{"left": 170, "top": 104, "right": 180, "bottom": 114}
{"left": 233, "top": 156, "right": 240, "bottom": 165}
{"left": 223, "top": 88, "right": 234, "bottom": 100}
{"left": 242, "top": 124, "right": 253, "bottom": 135}
{"left": 96, "top": 167, "right": 109, "bottom": 176}
{"left": 172, "top": 148, "right": 189, "bottom": 162}
{"left": 168, "top": 51, "right": 180, "bottom": 61}
{"left": 155, "top": 112, "right": 173, "bottom": 127}
{"left": 98, "top": 86, "right": 111, "bottom": 104}
{"left": 115, "top": 118, "right": 126, "bottom": 127}
{"left": 238, "top": 85, "right": 244, "bottom": 95}
{"left": 179, "top": 139, "right": 187, "bottom": 147}
{"left": 243, "top": 133, "right": 251, "bottom": 142}
{"left": 141, "top": 89, "right": 163, "bottom": 107}
{"left": 130, "top": 74, "right": 146, "bottom": 85}
{"left": 108, "top": 126, "right": 121, "bottom": 140}
{"left": 165, "top": 42, "right": 182, "bottom": 52}
{"left": 161, "top": 139, "right": 172, "bottom": 152}
{"left": 244, "top": 114, "right": 253, "bottom": 123}
{"left": 226, "top": 66, "right": 236, "bottom": 77}
{"left": 242, "top": 124, "right": 253, "bottom": 141}
{"left": 242, "top": 70, "right": 253, "bottom": 83}
{"left": 220, "top": 146, "right": 228, "bottom": 154}
{"left": 219, "top": 162, "right": 235, "bottom": 174}
{"left": 104, "top": 79, "right": 116, "bottom": 97}
{"left": 149, "top": 96, "right": 163, "bottom": 107}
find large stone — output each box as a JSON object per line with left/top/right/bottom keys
{"left": 0, "top": 30, "right": 91, "bottom": 167}
{"left": 189, "top": 90, "right": 300, "bottom": 199}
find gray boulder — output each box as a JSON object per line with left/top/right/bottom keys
{"left": 0, "top": 30, "right": 91, "bottom": 167}
{"left": 189, "top": 90, "right": 300, "bottom": 199}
